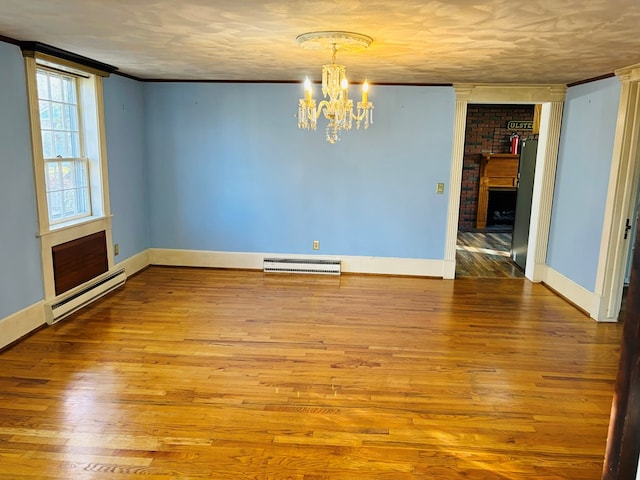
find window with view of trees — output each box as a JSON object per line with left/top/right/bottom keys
{"left": 36, "top": 68, "right": 90, "bottom": 224}
{"left": 23, "top": 45, "right": 113, "bottom": 301}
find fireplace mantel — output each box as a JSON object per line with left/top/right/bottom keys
{"left": 476, "top": 153, "right": 519, "bottom": 229}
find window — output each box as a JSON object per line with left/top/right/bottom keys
{"left": 22, "top": 44, "right": 116, "bottom": 301}
{"left": 36, "top": 68, "right": 91, "bottom": 224}
{"left": 23, "top": 47, "right": 113, "bottom": 234}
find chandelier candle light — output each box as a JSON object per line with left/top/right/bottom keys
{"left": 296, "top": 31, "right": 374, "bottom": 144}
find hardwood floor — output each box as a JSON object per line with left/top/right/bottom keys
{"left": 0, "top": 267, "right": 622, "bottom": 479}
{"left": 456, "top": 231, "right": 525, "bottom": 278}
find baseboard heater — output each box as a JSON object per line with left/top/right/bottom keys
{"left": 263, "top": 258, "right": 341, "bottom": 275}
{"left": 46, "top": 268, "right": 126, "bottom": 325}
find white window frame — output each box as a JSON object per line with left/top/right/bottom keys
{"left": 23, "top": 50, "right": 114, "bottom": 301}
{"left": 36, "top": 66, "right": 92, "bottom": 224}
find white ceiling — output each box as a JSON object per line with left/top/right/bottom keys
{"left": 1, "top": 0, "right": 640, "bottom": 85}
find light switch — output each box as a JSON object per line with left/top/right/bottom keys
{"left": 436, "top": 182, "right": 445, "bottom": 194}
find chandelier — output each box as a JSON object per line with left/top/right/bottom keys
{"left": 296, "top": 31, "right": 374, "bottom": 144}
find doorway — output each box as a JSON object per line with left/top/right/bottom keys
{"left": 624, "top": 187, "right": 640, "bottom": 286}
{"left": 595, "top": 66, "right": 640, "bottom": 322}
{"left": 619, "top": 179, "right": 640, "bottom": 318}
{"left": 455, "top": 104, "right": 535, "bottom": 278}
{"left": 444, "top": 85, "right": 565, "bottom": 285}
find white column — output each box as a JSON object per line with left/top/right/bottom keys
{"left": 526, "top": 101, "right": 564, "bottom": 281}
{"left": 443, "top": 88, "right": 471, "bottom": 279}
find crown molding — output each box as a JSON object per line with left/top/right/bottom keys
{"left": 20, "top": 41, "right": 118, "bottom": 77}
{"left": 454, "top": 83, "right": 567, "bottom": 103}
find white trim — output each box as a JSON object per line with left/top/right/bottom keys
{"left": 114, "top": 250, "right": 150, "bottom": 277}
{"left": 542, "top": 267, "right": 608, "bottom": 322}
{"left": 148, "top": 249, "right": 446, "bottom": 277}
{"left": 24, "top": 56, "right": 49, "bottom": 231}
{"left": 0, "top": 301, "right": 46, "bottom": 350}
{"left": 444, "top": 93, "right": 469, "bottom": 279}
{"left": 526, "top": 101, "right": 564, "bottom": 281}
{"left": 442, "top": 259, "right": 456, "bottom": 279}
{"left": 0, "top": 249, "right": 149, "bottom": 350}
{"left": 342, "top": 256, "right": 444, "bottom": 277}
{"left": 594, "top": 65, "right": 640, "bottom": 322}
{"left": 94, "top": 76, "right": 112, "bottom": 221}
{"left": 454, "top": 84, "right": 567, "bottom": 103}
{"left": 43, "top": 215, "right": 112, "bottom": 244}
{"left": 40, "top": 214, "right": 113, "bottom": 238}
{"left": 150, "top": 248, "right": 258, "bottom": 269}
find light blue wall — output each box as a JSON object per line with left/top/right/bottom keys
{"left": 547, "top": 77, "right": 621, "bottom": 291}
{"left": 104, "top": 74, "right": 149, "bottom": 261}
{"left": 0, "top": 42, "right": 44, "bottom": 318}
{"left": 144, "top": 83, "right": 455, "bottom": 259}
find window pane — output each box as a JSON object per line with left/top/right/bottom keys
{"left": 61, "top": 161, "right": 73, "bottom": 188}
{"left": 63, "top": 189, "right": 76, "bottom": 216}
{"left": 51, "top": 103, "right": 64, "bottom": 130}
{"left": 36, "top": 71, "right": 49, "bottom": 99}
{"left": 41, "top": 131, "right": 54, "bottom": 159}
{"left": 45, "top": 162, "right": 62, "bottom": 192}
{"left": 39, "top": 101, "right": 51, "bottom": 130}
{"left": 62, "top": 77, "right": 75, "bottom": 103}
{"left": 70, "top": 133, "right": 81, "bottom": 157}
{"left": 68, "top": 105, "right": 78, "bottom": 131}
{"left": 75, "top": 161, "right": 87, "bottom": 187}
{"left": 53, "top": 132, "right": 68, "bottom": 157}
{"left": 49, "top": 74, "right": 63, "bottom": 102}
{"left": 64, "top": 133, "right": 74, "bottom": 157}
{"left": 47, "top": 191, "right": 63, "bottom": 221}
{"left": 77, "top": 187, "right": 89, "bottom": 214}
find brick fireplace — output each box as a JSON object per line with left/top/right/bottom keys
{"left": 458, "top": 104, "right": 535, "bottom": 232}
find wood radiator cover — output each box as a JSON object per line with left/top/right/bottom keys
{"left": 52, "top": 231, "right": 108, "bottom": 296}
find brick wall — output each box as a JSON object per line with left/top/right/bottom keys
{"left": 459, "top": 104, "right": 535, "bottom": 231}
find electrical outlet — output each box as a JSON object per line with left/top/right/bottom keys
{"left": 436, "top": 182, "right": 445, "bottom": 194}
{"left": 114, "top": 243, "right": 119, "bottom": 256}
{"left": 313, "top": 240, "right": 320, "bottom": 250}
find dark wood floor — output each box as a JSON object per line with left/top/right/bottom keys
{"left": 456, "top": 231, "right": 525, "bottom": 278}
{"left": 0, "top": 267, "right": 623, "bottom": 479}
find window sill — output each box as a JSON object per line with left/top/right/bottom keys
{"left": 38, "top": 215, "right": 113, "bottom": 238}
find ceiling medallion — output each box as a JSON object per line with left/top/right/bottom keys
{"left": 296, "top": 31, "right": 374, "bottom": 144}
{"left": 296, "top": 31, "right": 373, "bottom": 52}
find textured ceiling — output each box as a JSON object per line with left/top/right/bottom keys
{"left": 1, "top": 0, "right": 640, "bottom": 84}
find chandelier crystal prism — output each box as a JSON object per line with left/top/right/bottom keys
{"left": 296, "top": 31, "right": 374, "bottom": 144}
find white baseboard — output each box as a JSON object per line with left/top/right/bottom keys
{"left": 342, "top": 255, "right": 443, "bottom": 276}
{"left": 543, "top": 267, "right": 604, "bottom": 321}
{"left": 0, "top": 301, "right": 46, "bottom": 350}
{"left": 3, "top": 248, "right": 443, "bottom": 350}
{"left": 0, "top": 248, "right": 150, "bottom": 350}
{"left": 114, "top": 249, "right": 150, "bottom": 277}
{"left": 148, "top": 248, "right": 445, "bottom": 277}
{"left": 0, "top": 253, "right": 606, "bottom": 350}
{"left": 443, "top": 259, "right": 456, "bottom": 279}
